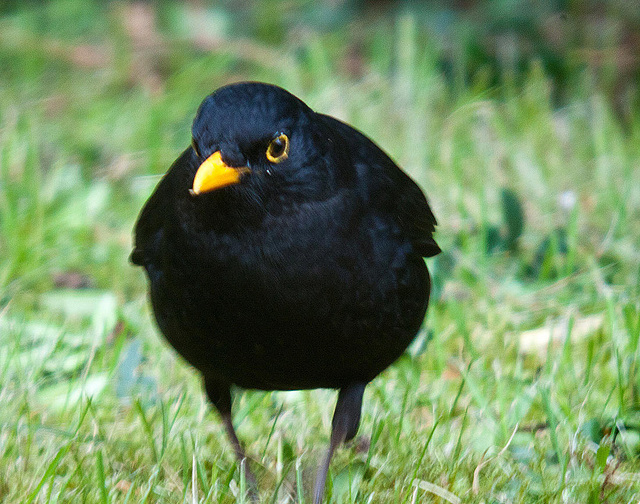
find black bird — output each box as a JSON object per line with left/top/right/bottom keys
{"left": 131, "top": 82, "right": 440, "bottom": 503}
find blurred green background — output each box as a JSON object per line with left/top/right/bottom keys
{"left": 1, "top": 1, "right": 640, "bottom": 503}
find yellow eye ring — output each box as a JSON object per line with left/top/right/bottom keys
{"left": 266, "top": 134, "right": 289, "bottom": 163}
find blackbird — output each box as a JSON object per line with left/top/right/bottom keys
{"left": 131, "top": 82, "right": 440, "bottom": 503}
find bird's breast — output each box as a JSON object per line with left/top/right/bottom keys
{"left": 155, "top": 206, "right": 429, "bottom": 389}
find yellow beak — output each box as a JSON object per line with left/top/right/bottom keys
{"left": 191, "top": 151, "right": 250, "bottom": 195}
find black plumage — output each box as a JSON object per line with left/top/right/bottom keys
{"left": 131, "top": 82, "right": 439, "bottom": 503}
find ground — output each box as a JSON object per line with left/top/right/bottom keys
{"left": 1, "top": 1, "right": 639, "bottom": 503}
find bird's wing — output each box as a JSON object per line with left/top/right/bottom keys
{"left": 318, "top": 114, "right": 440, "bottom": 258}
{"left": 130, "top": 148, "right": 191, "bottom": 268}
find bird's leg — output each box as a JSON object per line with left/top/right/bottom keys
{"left": 204, "top": 378, "right": 258, "bottom": 491}
{"left": 313, "top": 382, "right": 367, "bottom": 504}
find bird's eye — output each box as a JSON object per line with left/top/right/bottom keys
{"left": 266, "top": 134, "right": 289, "bottom": 163}
{"left": 191, "top": 139, "right": 201, "bottom": 158}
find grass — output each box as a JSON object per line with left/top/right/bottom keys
{"left": 1, "top": 1, "right": 640, "bottom": 503}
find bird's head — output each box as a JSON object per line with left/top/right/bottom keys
{"left": 188, "top": 82, "right": 350, "bottom": 208}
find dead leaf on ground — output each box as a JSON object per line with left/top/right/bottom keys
{"left": 518, "top": 313, "right": 604, "bottom": 354}
{"left": 53, "top": 271, "right": 93, "bottom": 289}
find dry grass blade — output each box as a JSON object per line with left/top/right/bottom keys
{"left": 412, "top": 479, "right": 461, "bottom": 504}
{"left": 472, "top": 423, "right": 519, "bottom": 495}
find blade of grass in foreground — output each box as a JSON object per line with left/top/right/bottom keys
{"left": 25, "top": 444, "right": 71, "bottom": 504}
